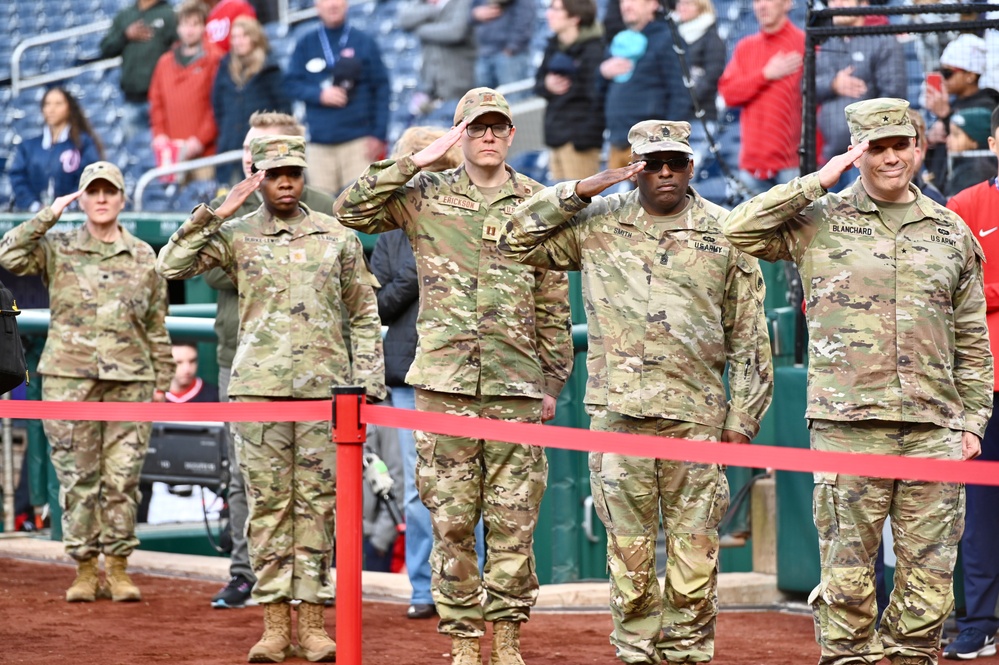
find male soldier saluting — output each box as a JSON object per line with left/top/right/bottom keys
{"left": 335, "top": 87, "right": 574, "bottom": 665}
{"left": 501, "top": 120, "right": 773, "bottom": 665}
{"left": 158, "top": 135, "right": 385, "bottom": 664}
{"left": 724, "top": 98, "right": 993, "bottom": 665}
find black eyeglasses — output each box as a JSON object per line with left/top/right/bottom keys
{"left": 941, "top": 67, "right": 957, "bottom": 80}
{"left": 466, "top": 123, "right": 513, "bottom": 138}
{"left": 634, "top": 156, "right": 691, "bottom": 173}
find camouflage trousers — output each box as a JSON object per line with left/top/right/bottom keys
{"left": 809, "top": 420, "right": 965, "bottom": 665}
{"left": 42, "top": 376, "right": 154, "bottom": 561}
{"left": 231, "top": 397, "right": 335, "bottom": 605}
{"left": 414, "top": 389, "right": 546, "bottom": 637}
{"left": 589, "top": 409, "right": 728, "bottom": 664}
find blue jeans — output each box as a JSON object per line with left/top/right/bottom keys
{"left": 475, "top": 52, "right": 531, "bottom": 90}
{"left": 394, "top": 386, "right": 484, "bottom": 605}
{"left": 957, "top": 392, "right": 999, "bottom": 636}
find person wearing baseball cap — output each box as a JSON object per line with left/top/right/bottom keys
{"left": 336, "top": 87, "right": 574, "bottom": 665}
{"left": 0, "top": 159, "right": 174, "bottom": 606}
{"left": 501, "top": 118, "right": 772, "bottom": 665}
{"left": 158, "top": 133, "right": 386, "bottom": 663}
{"left": 725, "top": 97, "right": 992, "bottom": 664}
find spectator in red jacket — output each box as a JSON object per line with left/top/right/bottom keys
{"left": 149, "top": 0, "right": 223, "bottom": 182}
{"left": 206, "top": 0, "right": 257, "bottom": 52}
{"left": 718, "top": 0, "right": 804, "bottom": 195}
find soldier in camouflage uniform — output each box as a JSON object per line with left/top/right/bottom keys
{"left": 0, "top": 161, "right": 174, "bottom": 604}
{"left": 157, "top": 136, "right": 385, "bottom": 664}
{"left": 723, "top": 98, "right": 993, "bottom": 665}
{"left": 500, "top": 120, "right": 774, "bottom": 665}
{"left": 334, "top": 87, "right": 574, "bottom": 665}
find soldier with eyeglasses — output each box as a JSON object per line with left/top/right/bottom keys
{"left": 335, "top": 87, "right": 574, "bottom": 665}
{"left": 500, "top": 119, "right": 773, "bottom": 665}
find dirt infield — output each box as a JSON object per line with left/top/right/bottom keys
{"left": 0, "top": 557, "right": 823, "bottom": 664}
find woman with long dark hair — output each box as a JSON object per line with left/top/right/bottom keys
{"left": 8, "top": 87, "right": 104, "bottom": 212}
{"left": 211, "top": 16, "right": 290, "bottom": 185}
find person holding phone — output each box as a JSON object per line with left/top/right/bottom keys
{"left": 501, "top": 120, "right": 773, "bottom": 665}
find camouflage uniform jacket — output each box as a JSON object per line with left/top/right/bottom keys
{"left": 0, "top": 207, "right": 173, "bottom": 389}
{"left": 501, "top": 183, "right": 773, "bottom": 437}
{"left": 156, "top": 202, "right": 386, "bottom": 401}
{"left": 335, "top": 156, "right": 573, "bottom": 399}
{"left": 724, "top": 173, "right": 993, "bottom": 437}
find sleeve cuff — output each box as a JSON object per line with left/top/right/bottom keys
{"left": 723, "top": 407, "right": 761, "bottom": 440}
{"left": 557, "top": 181, "right": 592, "bottom": 210}
{"left": 544, "top": 376, "right": 566, "bottom": 399}
{"left": 800, "top": 173, "right": 827, "bottom": 201}
{"left": 964, "top": 416, "right": 989, "bottom": 440}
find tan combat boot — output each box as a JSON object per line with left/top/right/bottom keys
{"left": 248, "top": 602, "right": 293, "bottom": 663}
{"left": 104, "top": 555, "right": 141, "bottom": 602}
{"left": 489, "top": 621, "right": 526, "bottom": 665}
{"left": 66, "top": 557, "right": 101, "bottom": 602}
{"left": 451, "top": 636, "right": 482, "bottom": 665}
{"left": 296, "top": 602, "right": 337, "bottom": 662}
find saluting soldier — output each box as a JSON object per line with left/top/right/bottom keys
{"left": 0, "top": 161, "right": 173, "bottom": 605}
{"left": 157, "top": 135, "right": 385, "bottom": 664}
{"left": 724, "top": 98, "right": 993, "bottom": 665}
{"left": 501, "top": 120, "right": 773, "bottom": 665}
{"left": 335, "top": 87, "right": 574, "bottom": 665}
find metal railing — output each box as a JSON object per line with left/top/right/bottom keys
{"left": 9, "top": 4, "right": 325, "bottom": 98}
{"left": 133, "top": 150, "right": 242, "bottom": 212}
{"left": 11, "top": 21, "right": 119, "bottom": 96}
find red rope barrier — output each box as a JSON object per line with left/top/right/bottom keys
{"left": 2, "top": 399, "right": 998, "bottom": 485}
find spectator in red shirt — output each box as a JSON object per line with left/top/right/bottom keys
{"left": 718, "top": 0, "right": 804, "bottom": 195}
{"left": 149, "top": 0, "right": 223, "bottom": 182}
{"left": 205, "top": 0, "right": 257, "bottom": 52}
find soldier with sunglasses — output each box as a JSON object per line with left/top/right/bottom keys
{"left": 500, "top": 119, "right": 773, "bottom": 665}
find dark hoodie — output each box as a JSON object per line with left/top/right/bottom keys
{"left": 534, "top": 23, "right": 606, "bottom": 151}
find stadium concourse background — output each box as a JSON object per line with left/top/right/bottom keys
{"left": 7, "top": 0, "right": 988, "bottom": 603}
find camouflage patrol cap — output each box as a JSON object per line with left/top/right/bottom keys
{"left": 628, "top": 120, "right": 694, "bottom": 156}
{"left": 78, "top": 161, "right": 125, "bottom": 191}
{"left": 250, "top": 135, "right": 308, "bottom": 170}
{"left": 844, "top": 98, "right": 916, "bottom": 143}
{"left": 453, "top": 87, "right": 513, "bottom": 125}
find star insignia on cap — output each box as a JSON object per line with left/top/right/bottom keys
{"left": 882, "top": 115, "right": 889, "bottom": 123}
{"left": 277, "top": 144, "right": 289, "bottom": 155}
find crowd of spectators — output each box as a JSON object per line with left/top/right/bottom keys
{"left": 2, "top": 0, "right": 998, "bottom": 211}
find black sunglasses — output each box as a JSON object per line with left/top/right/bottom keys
{"left": 941, "top": 67, "right": 957, "bottom": 80}
{"left": 634, "top": 156, "right": 691, "bottom": 173}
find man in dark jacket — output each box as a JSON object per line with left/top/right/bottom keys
{"left": 597, "top": 0, "right": 692, "bottom": 171}
{"left": 535, "top": 0, "right": 606, "bottom": 181}
{"left": 100, "top": 0, "right": 177, "bottom": 142}
{"left": 285, "top": 0, "right": 391, "bottom": 195}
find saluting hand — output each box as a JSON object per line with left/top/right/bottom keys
{"left": 817, "top": 140, "right": 868, "bottom": 190}
{"left": 412, "top": 120, "right": 467, "bottom": 169}
{"left": 50, "top": 189, "right": 84, "bottom": 218}
{"left": 215, "top": 170, "right": 265, "bottom": 219}
{"left": 575, "top": 162, "right": 646, "bottom": 199}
